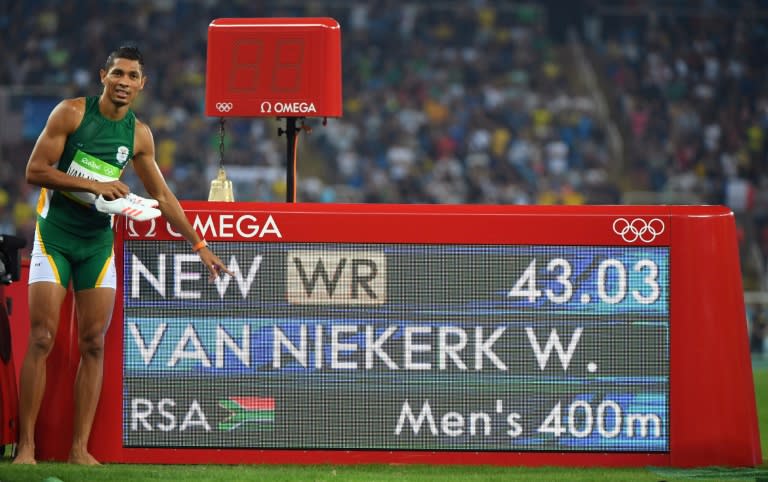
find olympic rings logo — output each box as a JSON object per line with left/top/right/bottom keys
{"left": 216, "top": 102, "right": 233, "bottom": 112}
{"left": 612, "top": 217, "right": 665, "bottom": 243}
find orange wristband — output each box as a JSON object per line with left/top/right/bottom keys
{"left": 192, "top": 240, "right": 208, "bottom": 252}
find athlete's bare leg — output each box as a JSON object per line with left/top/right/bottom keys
{"left": 13, "top": 282, "right": 68, "bottom": 465}
{"left": 68, "top": 287, "right": 115, "bottom": 465}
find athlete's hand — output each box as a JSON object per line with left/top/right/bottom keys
{"left": 94, "top": 180, "right": 130, "bottom": 200}
{"left": 197, "top": 247, "right": 234, "bottom": 282}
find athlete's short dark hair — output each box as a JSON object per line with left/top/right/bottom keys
{"left": 104, "top": 45, "right": 145, "bottom": 72}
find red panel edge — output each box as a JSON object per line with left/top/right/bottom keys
{"left": 7, "top": 260, "right": 30, "bottom": 390}
{"left": 669, "top": 209, "right": 762, "bottom": 467}
{"left": 209, "top": 18, "right": 341, "bottom": 29}
{"left": 115, "top": 448, "right": 669, "bottom": 467}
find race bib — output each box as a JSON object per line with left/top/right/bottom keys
{"left": 64, "top": 149, "right": 121, "bottom": 205}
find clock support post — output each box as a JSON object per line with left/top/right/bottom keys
{"left": 278, "top": 117, "right": 299, "bottom": 203}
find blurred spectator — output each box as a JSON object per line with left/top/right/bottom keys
{"left": 748, "top": 303, "right": 767, "bottom": 355}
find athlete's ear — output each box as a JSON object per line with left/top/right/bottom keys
{"left": 99, "top": 69, "right": 107, "bottom": 84}
{"left": 139, "top": 75, "right": 147, "bottom": 90}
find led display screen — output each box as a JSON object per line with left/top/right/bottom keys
{"left": 123, "top": 241, "right": 669, "bottom": 452}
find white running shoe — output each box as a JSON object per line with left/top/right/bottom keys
{"left": 95, "top": 194, "right": 162, "bottom": 221}
{"left": 126, "top": 193, "right": 159, "bottom": 208}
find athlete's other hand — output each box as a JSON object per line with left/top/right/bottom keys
{"left": 94, "top": 180, "right": 130, "bottom": 200}
{"left": 197, "top": 248, "right": 234, "bottom": 282}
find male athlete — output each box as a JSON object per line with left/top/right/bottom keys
{"left": 13, "top": 46, "right": 232, "bottom": 465}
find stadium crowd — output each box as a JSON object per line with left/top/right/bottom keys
{"left": 0, "top": 1, "right": 766, "bottom": 349}
{"left": 0, "top": 1, "right": 617, "bottom": 244}
{"left": 586, "top": 2, "right": 768, "bottom": 350}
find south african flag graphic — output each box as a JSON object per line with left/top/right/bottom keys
{"left": 218, "top": 396, "right": 275, "bottom": 430}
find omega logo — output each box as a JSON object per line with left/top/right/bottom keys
{"left": 259, "top": 101, "right": 317, "bottom": 114}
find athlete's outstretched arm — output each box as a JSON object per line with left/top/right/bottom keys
{"left": 25, "top": 98, "right": 130, "bottom": 200}
{"left": 132, "top": 120, "right": 232, "bottom": 280}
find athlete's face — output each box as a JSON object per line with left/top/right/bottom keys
{"left": 99, "top": 58, "right": 145, "bottom": 107}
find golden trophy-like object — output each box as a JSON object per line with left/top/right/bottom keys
{"left": 209, "top": 118, "right": 234, "bottom": 202}
{"left": 208, "top": 167, "right": 234, "bottom": 202}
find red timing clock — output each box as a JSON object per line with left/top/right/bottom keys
{"left": 205, "top": 18, "right": 342, "bottom": 117}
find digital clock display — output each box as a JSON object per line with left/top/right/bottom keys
{"left": 122, "top": 241, "right": 669, "bottom": 452}
{"left": 228, "top": 38, "right": 306, "bottom": 93}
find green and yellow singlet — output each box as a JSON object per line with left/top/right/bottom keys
{"left": 36, "top": 95, "right": 135, "bottom": 233}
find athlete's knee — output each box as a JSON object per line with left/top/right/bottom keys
{"left": 28, "top": 324, "right": 56, "bottom": 356}
{"left": 78, "top": 331, "right": 106, "bottom": 359}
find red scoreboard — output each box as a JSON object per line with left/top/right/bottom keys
{"left": 21, "top": 203, "right": 762, "bottom": 467}
{"left": 205, "top": 18, "right": 342, "bottom": 118}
